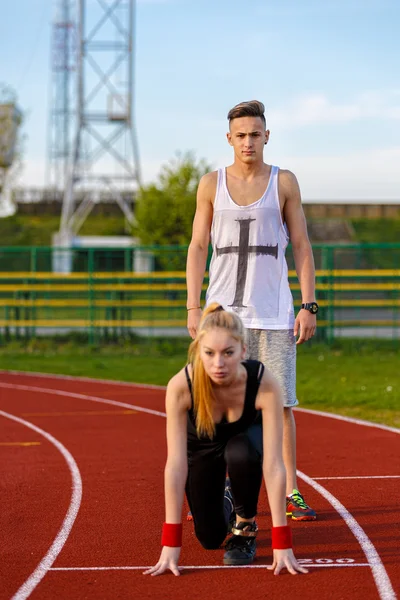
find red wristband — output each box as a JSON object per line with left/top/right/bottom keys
{"left": 161, "top": 523, "right": 182, "bottom": 547}
{"left": 272, "top": 525, "right": 292, "bottom": 549}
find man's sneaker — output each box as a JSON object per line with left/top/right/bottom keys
{"left": 223, "top": 521, "right": 258, "bottom": 565}
{"left": 286, "top": 489, "right": 317, "bottom": 521}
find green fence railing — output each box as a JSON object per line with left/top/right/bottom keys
{"left": 0, "top": 244, "right": 399, "bottom": 343}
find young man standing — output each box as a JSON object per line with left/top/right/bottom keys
{"left": 186, "top": 100, "right": 318, "bottom": 521}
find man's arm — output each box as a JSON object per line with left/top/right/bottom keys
{"left": 186, "top": 171, "right": 216, "bottom": 339}
{"left": 279, "top": 170, "right": 317, "bottom": 344}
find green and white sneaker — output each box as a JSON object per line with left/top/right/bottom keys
{"left": 286, "top": 489, "right": 317, "bottom": 521}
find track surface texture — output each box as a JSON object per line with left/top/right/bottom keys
{"left": 0, "top": 370, "right": 399, "bottom": 600}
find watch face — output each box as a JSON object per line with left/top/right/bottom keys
{"left": 310, "top": 303, "right": 318, "bottom": 314}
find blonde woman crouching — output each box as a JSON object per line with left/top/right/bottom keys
{"left": 144, "top": 303, "right": 307, "bottom": 577}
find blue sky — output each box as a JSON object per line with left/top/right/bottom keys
{"left": 1, "top": 0, "right": 399, "bottom": 200}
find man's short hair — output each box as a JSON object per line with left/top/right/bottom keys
{"left": 227, "top": 100, "right": 266, "bottom": 128}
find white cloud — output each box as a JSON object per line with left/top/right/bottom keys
{"left": 193, "top": 90, "right": 400, "bottom": 131}
{"left": 16, "top": 155, "right": 164, "bottom": 189}
{"left": 16, "top": 146, "right": 400, "bottom": 201}
{"left": 214, "top": 146, "right": 400, "bottom": 201}
{"left": 270, "top": 90, "right": 400, "bottom": 128}
{"left": 282, "top": 146, "right": 400, "bottom": 200}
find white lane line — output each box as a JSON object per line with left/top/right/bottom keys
{"left": 297, "top": 470, "right": 397, "bottom": 600}
{"left": 0, "top": 382, "right": 397, "bottom": 600}
{"left": 49, "top": 563, "right": 370, "bottom": 571}
{"left": 0, "top": 369, "right": 166, "bottom": 390}
{"left": 1, "top": 370, "right": 398, "bottom": 436}
{"left": 0, "top": 410, "right": 82, "bottom": 600}
{"left": 313, "top": 476, "right": 400, "bottom": 480}
{"left": 0, "top": 382, "right": 166, "bottom": 418}
{"left": 295, "top": 407, "right": 399, "bottom": 436}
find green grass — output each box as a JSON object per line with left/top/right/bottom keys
{"left": 296, "top": 341, "right": 399, "bottom": 428}
{"left": 350, "top": 218, "right": 400, "bottom": 243}
{"left": 0, "top": 334, "right": 189, "bottom": 385}
{"left": 0, "top": 337, "right": 398, "bottom": 428}
{"left": 0, "top": 214, "right": 127, "bottom": 247}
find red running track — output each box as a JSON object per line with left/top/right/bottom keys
{"left": 0, "top": 370, "right": 399, "bottom": 600}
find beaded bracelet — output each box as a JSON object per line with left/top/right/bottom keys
{"left": 161, "top": 523, "right": 183, "bottom": 547}
{"left": 271, "top": 525, "right": 292, "bottom": 549}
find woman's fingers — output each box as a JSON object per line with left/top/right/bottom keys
{"left": 150, "top": 566, "right": 165, "bottom": 577}
{"left": 143, "top": 561, "right": 181, "bottom": 577}
{"left": 143, "top": 561, "right": 166, "bottom": 576}
{"left": 284, "top": 557, "right": 309, "bottom": 575}
{"left": 268, "top": 557, "right": 308, "bottom": 576}
{"left": 143, "top": 564, "right": 161, "bottom": 576}
{"left": 170, "top": 564, "right": 181, "bottom": 576}
{"left": 283, "top": 560, "right": 298, "bottom": 575}
{"left": 267, "top": 559, "right": 276, "bottom": 572}
{"left": 294, "top": 562, "right": 309, "bottom": 574}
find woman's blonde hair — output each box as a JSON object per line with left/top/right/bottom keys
{"left": 188, "top": 303, "right": 245, "bottom": 439}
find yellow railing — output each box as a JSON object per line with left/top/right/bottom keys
{"left": 0, "top": 269, "right": 399, "bottom": 343}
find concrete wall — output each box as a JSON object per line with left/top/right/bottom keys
{"left": 303, "top": 203, "right": 400, "bottom": 219}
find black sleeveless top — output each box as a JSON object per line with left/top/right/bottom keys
{"left": 185, "top": 360, "right": 264, "bottom": 460}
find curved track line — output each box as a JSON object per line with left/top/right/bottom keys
{"left": 0, "top": 369, "right": 166, "bottom": 390}
{"left": 0, "top": 381, "right": 396, "bottom": 599}
{"left": 0, "top": 382, "right": 166, "bottom": 418}
{"left": 0, "top": 410, "right": 83, "bottom": 600}
{"left": 295, "top": 407, "right": 399, "bottom": 436}
{"left": 1, "top": 369, "right": 398, "bottom": 435}
{"left": 297, "top": 470, "right": 396, "bottom": 600}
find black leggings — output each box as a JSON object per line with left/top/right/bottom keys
{"left": 185, "top": 424, "right": 263, "bottom": 550}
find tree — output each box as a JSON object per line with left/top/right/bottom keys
{"left": 134, "top": 152, "right": 213, "bottom": 269}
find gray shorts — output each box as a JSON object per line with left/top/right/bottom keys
{"left": 245, "top": 329, "right": 298, "bottom": 408}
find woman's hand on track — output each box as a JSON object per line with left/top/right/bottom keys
{"left": 143, "top": 546, "right": 182, "bottom": 577}
{"left": 268, "top": 549, "right": 309, "bottom": 575}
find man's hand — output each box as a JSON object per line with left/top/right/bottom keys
{"left": 268, "top": 548, "right": 309, "bottom": 575}
{"left": 143, "top": 546, "right": 181, "bottom": 577}
{"left": 294, "top": 310, "right": 316, "bottom": 345}
{"left": 187, "top": 308, "right": 202, "bottom": 339}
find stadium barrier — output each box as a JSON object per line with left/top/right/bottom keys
{"left": 0, "top": 244, "right": 399, "bottom": 342}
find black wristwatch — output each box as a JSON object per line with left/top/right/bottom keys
{"left": 301, "top": 302, "right": 319, "bottom": 314}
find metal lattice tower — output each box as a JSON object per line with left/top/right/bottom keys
{"left": 47, "top": 0, "right": 77, "bottom": 192}
{"left": 60, "top": 0, "right": 141, "bottom": 237}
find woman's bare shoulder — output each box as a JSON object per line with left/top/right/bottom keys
{"left": 166, "top": 366, "right": 192, "bottom": 411}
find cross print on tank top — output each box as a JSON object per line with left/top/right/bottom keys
{"left": 216, "top": 217, "right": 278, "bottom": 308}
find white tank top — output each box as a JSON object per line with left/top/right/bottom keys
{"left": 205, "top": 166, "right": 295, "bottom": 329}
